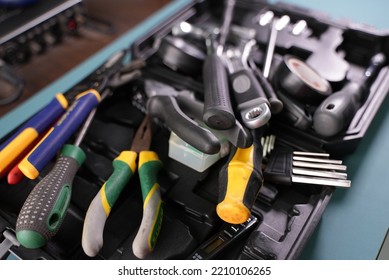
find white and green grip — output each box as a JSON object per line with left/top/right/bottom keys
{"left": 132, "top": 151, "right": 163, "bottom": 259}
{"left": 82, "top": 151, "right": 136, "bottom": 257}
{"left": 15, "top": 144, "right": 86, "bottom": 249}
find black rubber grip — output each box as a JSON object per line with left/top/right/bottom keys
{"left": 148, "top": 95, "right": 221, "bottom": 154}
{"left": 253, "top": 67, "right": 283, "bottom": 114}
{"left": 313, "top": 53, "right": 386, "bottom": 137}
{"left": 157, "top": 36, "right": 205, "bottom": 75}
{"left": 313, "top": 82, "right": 363, "bottom": 137}
{"left": 242, "top": 137, "right": 263, "bottom": 209}
{"left": 276, "top": 90, "right": 312, "bottom": 131}
{"left": 175, "top": 92, "right": 254, "bottom": 149}
{"left": 202, "top": 54, "right": 235, "bottom": 130}
{"left": 263, "top": 149, "right": 293, "bottom": 186}
{"left": 230, "top": 68, "right": 267, "bottom": 105}
{"left": 16, "top": 150, "right": 83, "bottom": 248}
{"left": 248, "top": 56, "right": 283, "bottom": 114}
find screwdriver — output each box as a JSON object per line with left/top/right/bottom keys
{"left": 15, "top": 98, "right": 102, "bottom": 249}
{"left": 313, "top": 52, "right": 386, "bottom": 137}
{"left": 17, "top": 90, "right": 101, "bottom": 180}
{"left": 5, "top": 127, "right": 52, "bottom": 184}
{"left": 16, "top": 49, "right": 132, "bottom": 180}
{"left": 216, "top": 129, "right": 264, "bottom": 224}
{"left": 0, "top": 93, "right": 68, "bottom": 177}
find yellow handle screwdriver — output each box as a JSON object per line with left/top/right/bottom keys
{"left": 216, "top": 129, "right": 263, "bottom": 224}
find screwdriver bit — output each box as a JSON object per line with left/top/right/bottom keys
{"left": 264, "top": 150, "right": 351, "bottom": 188}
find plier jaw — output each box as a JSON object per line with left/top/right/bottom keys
{"left": 65, "top": 50, "right": 145, "bottom": 102}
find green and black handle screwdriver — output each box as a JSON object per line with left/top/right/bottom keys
{"left": 15, "top": 91, "right": 104, "bottom": 249}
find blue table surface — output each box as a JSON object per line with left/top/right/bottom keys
{"left": 1, "top": 0, "right": 388, "bottom": 260}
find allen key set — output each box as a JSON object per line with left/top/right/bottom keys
{"left": 264, "top": 150, "right": 351, "bottom": 188}
{"left": 1, "top": 0, "right": 389, "bottom": 260}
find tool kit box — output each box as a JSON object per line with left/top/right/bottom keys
{"left": 0, "top": 0, "right": 388, "bottom": 260}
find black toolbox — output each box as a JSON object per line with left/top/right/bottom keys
{"left": 1, "top": 0, "right": 388, "bottom": 260}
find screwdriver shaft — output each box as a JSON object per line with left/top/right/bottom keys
{"left": 293, "top": 155, "right": 343, "bottom": 165}
{"left": 293, "top": 151, "right": 330, "bottom": 157}
{"left": 0, "top": 230, "right": 19, "bottom": 259}
{"left": 293, "top": 160, "right": 347, "bottom": 171}
{"left": 74, "top": 88, "right": 111, "bottom": 147}
{"left": 73, "top": 108, "right": 97, "bottom": 146}
{"left": 292, "top": 167, "right": 347, "bottom": 179}
{"left": 292, "top": 175, "right": 351, "bottom": 188}
{"left": 263, "top": 15, "right": 290, "bottom": 78}
{"left": 218, "top": 0, "right": 236, "bottom": 54}
{"left": 263, "top": 20, "right": 278, "bottom": 78}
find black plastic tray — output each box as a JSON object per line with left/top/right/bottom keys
{"left": 1, "top": 0, "right": 388, "bottom": 260}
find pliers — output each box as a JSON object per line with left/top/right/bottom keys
{"left": 82, "top": 115, "right": 163, "bottom": 259}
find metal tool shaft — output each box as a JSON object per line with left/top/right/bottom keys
{"left": 218, "top": 0, "right": 236, "bottom": 54}
{"left": 263, "top": 15, "right": 290, "bottom": 78}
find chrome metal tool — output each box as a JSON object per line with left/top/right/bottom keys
{"left": 263, "top": 15, "right": 290, "bottom": 78}
{"left": 264, "top": 150, "right": 351, "bottom": 188}
{"left": 0, "top": 230, "right": 20, "bottom": 259}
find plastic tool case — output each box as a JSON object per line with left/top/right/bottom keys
{"left": 1, "top": 0, "right": 388, "bottom": 260}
